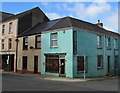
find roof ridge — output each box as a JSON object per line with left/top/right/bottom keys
{"left": 44, "top": 18, "right": 63, "bottom": 31}
{"left": 0, "top": 11, "right": 14, "bottom": 15}
{"left": 15, "top": 7, "right": 39, "bottom": 16}
{"left": 67, "top": 17, "right": 73, "bottom": 27}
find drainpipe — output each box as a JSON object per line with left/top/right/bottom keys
{"left": 15, "top": 38, "right": 19, "bottom": 72}
{"left": 104, "top": 35, "right": 106, "bottom": 75}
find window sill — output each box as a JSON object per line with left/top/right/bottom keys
{"left": 114, "top": 48, "right": 118, "bottom": 50}
{"left": 97, "top": 47, "right": 102, "bottom": 49}
{"left": 97, "top": 67, "right": 103, "bottom": 70}
{"left": 9, "top": 32, "right": 13, "bottom": 34}
{"left": 23, "top": 49, "right": 28, "bottom": 50}
{"left": 50, "top": 46, "right": 58, "bottom": 48}
{"left": 77, "top": 71, "right": 87, "bottom": 73}
{"left": 106, "top": 48, "right": 111, "bottom": 50}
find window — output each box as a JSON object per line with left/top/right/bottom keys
{"left": 22, "top": 56, "right": 27, "bottom": 69}
{"left": 51, "top": 33, "right": 58, "bottom": 47}
{"left": 1, "top": 39, "right": 4, "bottom": 50}
{"left": 73, "top": 31, "right": 77, "bottom": 54}
{"left": 115, "top": 56, "right": 118, "bottom": 68}
{"left": 8, "top": 38, "right": 12, "bottom": 49}
{"left": 107, "top": 37, "right": 111, "bottom": 49}
{"left": 97, "top": 55, "right": 103, "bottom": 69}
{"left": 35, "top": 36, "right": 41, "bottom": 49}
{"left": 9, "top": 22, "right": 13, "bottom": 33}
{"left": 77, "top": 56, "right": 84, "bottom": 72}
{"left": 45, "top": 55, "right": 59, "bottom": 73}
{"left": 97, "top": 35, "right": 102, "bottom": 48}
{"left": 114, "top": 39, "right": 117, "bottom": 49}
{"left": 2, "top": 25, "right": 5, "bottom": 35}
{"left": 23, "top": 37, "right": 28, "bottom": 50}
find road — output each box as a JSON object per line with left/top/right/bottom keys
{"left": 1, "top": 73, "right": 119, "bottom": 91}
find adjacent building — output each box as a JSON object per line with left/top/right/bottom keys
{"left": 0, "top": 7, "right": 50, "bottom": 72}
{"left": 41, "top": 17, "right": 120, "bottom": 78}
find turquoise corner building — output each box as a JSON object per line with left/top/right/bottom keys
{"left": 41, "top": 17, "right": 120, "bottom": 78}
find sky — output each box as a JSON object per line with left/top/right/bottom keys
{"left": 1, "top": 1, "right": 119, "bottom": 33}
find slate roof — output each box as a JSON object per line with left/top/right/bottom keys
{"left": 18, "top": 16, "right": 120, "bottom": 37}
{"left": 1, "top": 7, "right": 49, "bottom": 23}
{"left": 0, "top": 11, "right": 14, "bottom": 22}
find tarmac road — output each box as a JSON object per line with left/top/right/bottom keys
{"left": 1, "top": 72, "right": 119, "bottom": 91}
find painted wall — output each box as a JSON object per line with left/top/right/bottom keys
{"left": 41, "top": 28, "right": 119, "bottom": 78}
{"left": 17, "top": 35, "right": 41, "bottom": 74}
{"left": 41, "top": 29, "right": 73, "bottom": 78}
{"left": 73, "top": 29, "right": 119, "bottom": 77}
{"left": 0, "top": 19, "right": 18, "bottom": 72}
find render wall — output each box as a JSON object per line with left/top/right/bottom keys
{"left": 17, "top": 35, "right": 41, "bottom": 74}
{"left": 73, "top": 29, "right": 119, "bottom": 77}
{"left": 41, "top": 29, "right": 73, "bottom": 78}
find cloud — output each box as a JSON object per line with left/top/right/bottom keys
{"left": 41, "top": 2, "right": 48, "bottom": 5}
{"left": 61, "top": 2, "right": 118, "bottom": 32}
{"left": 103, "top": 11, "right": 118, "bottom": 32}
{"left": 46, "top": 13, "right": 62, "bottom": 20}
{"left": 65, "top": 2, "right": 111, "bottom": 19}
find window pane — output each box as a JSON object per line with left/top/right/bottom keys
{"left": 51, "top": 33, "right": 58, "bottom": 47}
{"left": 97, "top": 55, "right": 103, "bottom": 68}
{"left": 37, "top": 36, "right": 41, "bottom": 41}
{"left": 77, "top": 56, "right": 84, "bottom": 71}
{"left": 9, "top": 22, "right": 13, "bottom": 33}
{"left": 45, "top": 55, "right": 59, "bottom": 73}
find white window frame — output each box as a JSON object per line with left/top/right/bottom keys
{"left": 51, "top": 33, "right": 58, "bottom": 47}
{"left": 2, "top": 25, "right": 5, "bottom": 35}
{"left": 107, "top": 37, "right": 110, "bottom": 48}
{"left": 114, "top": 39, "right": 117, "bottom": 49}
{"left": 97, "top": 35, "right": 102, "bottom": 48}
{"left": 1, "top": 39, "right": 4, "bottom": 50}
{"left": 9, "top": 22, "right": 13, "bottom": 33}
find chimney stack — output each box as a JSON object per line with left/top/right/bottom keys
{"left": 96, "top": 20, "right": 103, "bottom": 27}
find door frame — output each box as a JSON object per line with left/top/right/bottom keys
{"left": 59, "top": 55, "right": 66, "bottom": 77}
{"left": 34, "top": 56, "right": 38, "bottom": 74}
{"left": 107, "top": 56, "right": 110, "bottom": 73}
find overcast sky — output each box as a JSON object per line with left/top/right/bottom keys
{"left": 1, "top": 1, "right": 119, "bottom": 33}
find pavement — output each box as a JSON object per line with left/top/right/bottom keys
{"left": 1, "top": 71, "right": 118, "bottom": 82}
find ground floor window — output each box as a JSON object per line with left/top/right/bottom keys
{"left": 45, "top": 55, "right": 59, "bottom": 73}
{"left": 115, "top": 56, "right": 118, "bottom": 68}
{"left": 22, "top": 56, "right": 27, "bottom": 69}
{"left": 77, "top": 56, "right": 84, "bottom": 72}
{"left": 97, "top": 55, "right": 103, "bottom": 69}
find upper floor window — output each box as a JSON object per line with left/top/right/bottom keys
{"left": 114, "top": 39, "right": 117, "bottom": 49}
{"left": 2, "top": 25, "right": 5, "bottom": 35}
{"left": 97, "top": 35, "right": 102, "bottom": 48}
{"left": 8, "top": 38, "right": 12, "bottom": 49}
{"left": 97, "top": 55, "right": 103, "bottom": 69}
{"left": 35, "top": 35, "right": 41, "bottom": 49}
{"left": 9, "top": 22, "right": 13, "bottom": 33}
{"left": 1, "top": 39, "right": 4, "bottom": 50}
{"left": 73, "top": 31, "right": 77, "bottom": 54}
{"left": 106, "top": 37, "right": 111, "bottom": 49}
{"left": 51, "top": 33, "right": 58, "bottom": 47}
{"left": 23, "top": 37, "right": 28, "bottom": 50}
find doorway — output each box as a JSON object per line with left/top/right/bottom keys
{"left": 34, "top": 56, "right": 38, "bottom": 74}
{"left": 2, "top": 54, "right": 14, "bottom": 71}
{"left": 59, "top": 59, "right": 65, "bottom": 76}
{"left": 107, "top": 56, "right": 110, "bottom": 73}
